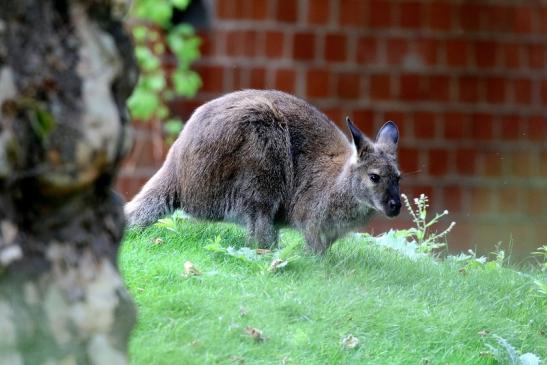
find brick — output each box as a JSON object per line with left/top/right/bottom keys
{"left": 400, "top": 1, "right": 423, "bottom": 29}
{"left": 265, "top": 31, "right": 284, "bottom": 58}
{"left": 242, "top": 31, "right": 258, "bottom": 57}
{"left": 500, "top": 115, "right": 522, "bottom": 139}
{"left": 324, "top": 33, "right": 347, "bottom": 62}
{"left": 198, "top": 32, "right": 214, "bottom": 57}
{"left": 526, "top": 188, "right": 545, "bottom": 215}
{"left": 469, "top": 187, "right": 493, "bottom": 215}
{"left": 249, "top": 68, "right": 266, "bottom": 89}
{"left": 474, "top": 41, "right": 498, "bottom": 68}
{"left": 337, "top": 73, "right": 361, "bottom": 99}
{"left": 459, "top": 3, "right": 481, "bottom": 31}
{"left": 429, "top": 75, "right": 451, "bottom": 102}
{"left": 216, "top": 0, "right": 264, "bottom": 19}
{"left": 541, "top": 80, "right": 547, "bottom": 105}
{"left": 356, "top": 37, "right": 377, "bottom": 63}
{"left": 225, "top": 31, "right": 242, "bottom": 56}
{"left": 471, "top": 113, "right": 493, "bottom": 139}
{"left": 513, "top": 78, "right": 532, "bottom": 105}
{"left": 308, "top": 0, "right": 330, "bottom": 24}
{"left": 274, "top": 69, "right": 295, "bottom": 93}
{"left": 511, "top": 151, "right": 532, "bottom": 177}
{"left": 499, "top": 187, "right": 522, "bottom": 213}
{"left": 458, "top": 75, "right": 479, "bottom": 103}
{"left": 416, "top": 38, "right": 438, "bottom": 66}
{"left": 116, "top": 175, "right": 150, "bottom": 200}
{"left": 369, "top": 0, "right": 392, "bottom": 28}
{"left": 445, "top": 39, "right": 469, "bottom": 67}
{"left": 293, "top": 32, "right": 315, "bottom": 60}
{"left": 398, "top": 147, "right": 419, "bottom": 173}
{"left": 216, "top": 0, "right": 236, "bottom": 19}
{"left": 408, "top": 185, "right": 434, "bottom": 202}
{"left": 195, "top": 65, "right": 223, "bottom": 93}
{"left": 443, "top": 186, "right": 463, "bottom": 212}
{"left": 542, "top": 151, "right": 547, "bottom": 176}
{"left": 429, "top": 1, "right": 452, "bottom": 30}
{"left": 455, "top": 149, "right": 476, "bottom": 174}
{"left": 230, "top": 67, "right": 244, "bottom": 90}
{"left": 413, "top": 111, "right": 436, "bottom": 138}
{"left": 526, "top": 116, "right": 546, "bottom": 141}
{"left": 324, "top": 108, "right": 344, "bottom": 124}
{"left": 235, "top": 0, "right": 249, "bottom": 18}
{"left": 485, "top": 77, "right": 506, "bottom": 104}
{"left": 387, "top": 38, "right": 408, "bottom": 65}
{"left": 250, "top": 0, "right": 268, "bottom": 20}
{"left": 352, "top": 109, "right": 375, "bottom": 136}
{"left": 527, "top": 44, "right": 544, "bottom": 69}
{"left": 483, "top": 5, "right": 511, "bottom": 32}
{"left": 443, "top": 112, "right": 468, "bottom": 139}
{"left": 501, "top": 43, "right": 521, "bottom": 69}
{"left": 306, "top": 69, "right": 330, "bottom": 98}
{"left": 277, "top": 0, "right": 298, "bottom": 23}
{"left": 542, "top": 7, "right": 547, "bottom": 35}
{"left": 481, "top": 152, "right": 504, "bottom": 177}
{"left": 370, "top": 74, "right": 391, "bottom": 100}
{"left": 428, "top": 148, "right": 449, "bottom": 176}
{"left": 399, "top": 73, "right": 423, "bottom": 101}
{"left": 124, "top": 132, "right": 164, "bottom": 168}
{"left": 383, "top": 111, "right": 405, "bottom": 129}
{"left": 514, "top": 5, "right": 533, "bottom": 33}
{"left": 339, "top": 0, "right": 368, "bottom": 26}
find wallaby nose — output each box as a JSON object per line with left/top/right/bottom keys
{"left": 387, "top": 199, "right": 401, "bottom": 217}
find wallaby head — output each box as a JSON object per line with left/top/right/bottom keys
{"left": 345, "top": 117, "right": 402, "bottom": 218}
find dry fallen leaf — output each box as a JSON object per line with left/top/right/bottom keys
{"left": 341, "top": 334, "right": 359, "bottom": 349}
{"left": 183, "top": 261, "right": 202, "bottom": 277}
{"left": 244, "top": 326, "right": 265, "bottom": 342}
{"left": 229, "top": 355, "right": 245, "bottom": 364}
{"left": 477, "top": 329, "right": 490, "bottom": 337}
{"left": 269, "top": 258, "right": 288, "bottom": 272}
{"left": 152, "top": 237, "right": 164, "bottom": 245}
{"left": 255, "top": 248, "right": 271, "bottom": 255}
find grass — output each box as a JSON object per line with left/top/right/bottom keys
{"left": 119, "top": 217, "right": 546, "bottom": 364}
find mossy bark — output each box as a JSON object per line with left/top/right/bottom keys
{"left": 0, "top": 1, "right": 137, "bottom": 363}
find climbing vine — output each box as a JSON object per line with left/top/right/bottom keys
{"left": 127, "top": 0, "right": 202, "bottom": 139}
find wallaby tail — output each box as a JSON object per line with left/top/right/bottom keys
{"left": 124, "top": 161, "right": 179, "bottom": 228}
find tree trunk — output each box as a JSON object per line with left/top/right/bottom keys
{"left": 0, "top": 1, "right": 137, "bottom": 363}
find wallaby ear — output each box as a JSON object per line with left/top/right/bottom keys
{"left": 376, "top": 121, "right": 399, "bottom": 154}
{"left": 346, "top": 116, "right": 373, "bottom": 156}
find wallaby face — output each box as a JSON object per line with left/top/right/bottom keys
{"left": 346, "top": 118, "right": 401, "bottom": 218}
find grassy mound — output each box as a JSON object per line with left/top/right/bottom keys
{"left": 119, "top": 218, "right": 546, "bottom": 364}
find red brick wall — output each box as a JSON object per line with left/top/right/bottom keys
{"left": 118, "top": 0, "right": 547, "bottom": 255}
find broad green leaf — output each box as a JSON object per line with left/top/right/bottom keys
{"left": 171, "top": 0, "right": 190, "bottom": 10}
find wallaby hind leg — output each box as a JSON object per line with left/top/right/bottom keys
{"left": 245, "top": 213, "right": 278, "bottom": 249}
{"left": 304, "top": 228, "right": 333, "bottom": 255}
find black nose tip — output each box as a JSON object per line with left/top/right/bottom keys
{"left": 388, "top": 199, "right": 401, "bottom": 216}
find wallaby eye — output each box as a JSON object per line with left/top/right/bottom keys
{"left": 369, "top": 173, "right": 380, "bottom": 183}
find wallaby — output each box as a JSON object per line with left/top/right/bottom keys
{"left": 125, "top": 89, "right": 401, "bottom": 254}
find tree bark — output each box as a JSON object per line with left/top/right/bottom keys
{"left": 0, "top": 1, "right": 137, "bottom": 363}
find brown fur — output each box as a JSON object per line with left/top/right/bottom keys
{"left": 125, "top": 90, "right": 401, "bottom": 253}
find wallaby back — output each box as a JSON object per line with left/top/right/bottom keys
{"left": 125, "top": 89, "right": 401, "bottom": 253}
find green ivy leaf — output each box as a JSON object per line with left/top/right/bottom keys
{"left": 134, "top": 46, "right": 161, "bottom": 71}
{"left": 170, "top": 0, "right": 190, "bottom": 10}
{"left": 163, "top": 119, "right": 183, "bottom": 136}
{"left": 172, "top": 69, "right": 202, "bottom": 97}
{"left": 127, "top": 87, "right": 160, "bottom": 119}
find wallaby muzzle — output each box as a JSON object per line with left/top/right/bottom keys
{"left": 384, "top": 184, "right": 401, "bottom": 217}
